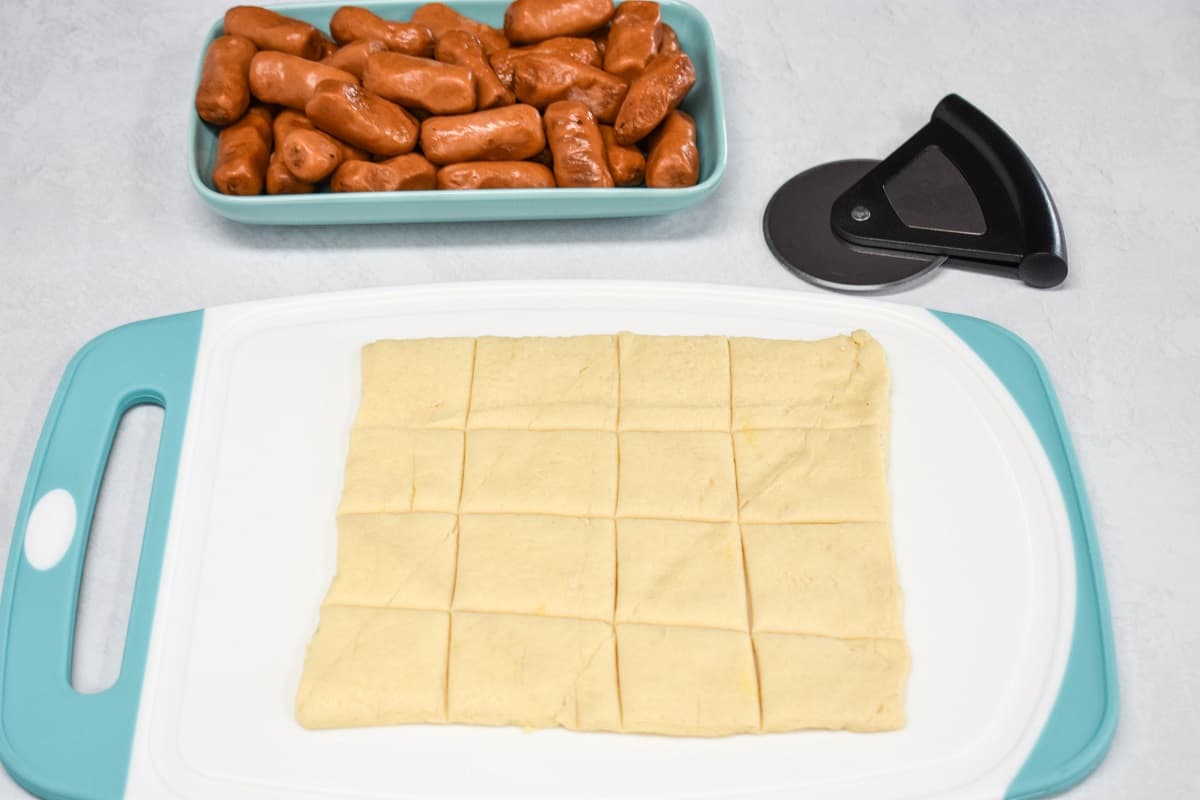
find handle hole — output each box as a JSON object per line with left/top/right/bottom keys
{"left": 71, "top": 404, "right": 164, "bottom": 694}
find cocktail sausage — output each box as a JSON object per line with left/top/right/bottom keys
{"left": 504, "top": 0, "right": 615, "bottom": 44}
{"left": 195, "top": 34, "right": 257, "bottom": 126}
{"left": 658, "top": 23, "right": 680, "bottom": 56}
{"left": 363, "top": 51, "right": 477, "bottom": 114}
{"left": 330, "top": 160, "right": 401, "bottom": 191}
{"left": 212, "top": 104, "right": 273, "bottom": 195}
{"left": 330, "top": 6, "right": 435, "bottom": 56}
{"left": 224, "top": 6, "right": 325, "bottom": 59}
{"left": 512, "top": 52, "right": 627, "bottom": 123}
{"left": 248, "top": 51, "right": 358, "bottom": 110}
{"left": 382, "top": 153, "right": 439, "bottom": 189}
{"left": 323, "top": 39, "right": 388, "bottom": 79}
{"left": 543, "top": 100, "right": 613, "bottom": 187}
{"left": 599, "top": 124, "right": 644, "bottom": 185}
{"left": 281, "top": 128, "right": 347, "bottom": 182}
{"left": 272, "top": 108, "right": 315, "bottom": 143}
{"left": 645, "top": 109, "right": 698, "bottom": 188}
{"left": 419, "top": 104, "right": 545, "bottom": 164}
{"left": 435, "top": 30, "right": 514, "bottom": 109}
{"left": 489, "top": 37, "right": 601, "bottom": 89}
{"left": 613, "top": 51, "right": 694, "bottom": 144}
{"left": 437, "top": 161, "right": 556, "bottom": 188}
{"left": 603, "top": 1, "right": 661, "bottom": 80}
{"left": 306, "top": 79, "right": 419, "bottom": 156}
{"left": 411, "top": 3, "right": 509, "bottom": 55}
{"left": 266, "top": 151, "right": 316, "bottom": 194}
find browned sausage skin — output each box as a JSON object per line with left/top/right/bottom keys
{"left": 544, "top": 100, "right": 613, "bottom": 187}
{"left": 489, "top": 37, "right": 602, "bottom": 89}
{"left": 306, "top": 79, "right": 419, "bottom": 156}
{"left": 329, "top": 6, "right": 435, "bottom": 56}
{"left": 604, "top": 1, "right": 661, "bottom": 81}
{"left": 645, "top": 109, "right": 698, "bottom": 188}
{"left": 588, "top": 25, "right": 609, "bottom": 57}
{"left": 266, "top": 151, "right": 316, "bottom": 193}
{"left": 323, "top": 39, "right": 388, "bottom": 79}
{"left": 435, "top": 30, "right": 515, "bottom": 109}
{"left": 504, "top": 0, "right": 615, "bottom": 45}
{"left": 512, "top": 52, "right": 627, "bottom": 123}
{"left": 382, "top": 153, "right": 439, "bottom": 189}
{"left": 282, "top": 126, "right": 368, "bottom": 182}
{"left": 330, "top": 160, "right": 401, "bottom": 191}
{"left": 613, "top": 51, "right": 694, "bottom": 144}
{"left": 270, "top": 110, "right": 317, "bottom": 176}
{"left": 274, "top": 106, "right": 373, "bottom": 185}
{"left": 281, "top": 128, "right": 347, "bottom": 182}
{"left": 196, "top": 35, "right": 257, "bottom": 126}
{"left": 248, "top": 51, "right": 358, "bottom": 110}
{"left": 658, "top": 23, "right": 681, "bottom": 56}
{"left": 212, "top": 104, "right": 273, "bottom": 195}
{"left": 420, "top": 104, "right": 545, "bottom": 164}
{"left": 599, "top": 124, "right": 645, "bottom": 186}
{"left": 437, "top": 161, "right": 556, "bottom": 189}
{"left": 411, "top": 3, "right": 509, "bottom": 56}
{"left": 363, "top": 51, "right": 477, "bottom": 114}
{"left": 273, "top": 110, "right": 310, "bottom": 140}
{"left": 330, "top": 153, "right": 437, "bottom": 191}
{"left": 224, "top": 6, "right": 325, "bottom": 59}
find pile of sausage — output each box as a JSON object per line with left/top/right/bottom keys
{"left": 196, "top": 1, "right": 700, "bottom": 194}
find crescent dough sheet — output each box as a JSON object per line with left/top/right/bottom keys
{"left": 297, "top": 332, "right": 908, "bottom": 735}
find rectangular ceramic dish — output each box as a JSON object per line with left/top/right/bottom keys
{"left": 0, "top": 282, "right": 1115, "bottom": 800}
{"left": 187, "top": 1, "right": 727, "bottom": 224}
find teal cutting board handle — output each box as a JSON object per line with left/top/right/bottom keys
{"left": 933, "top": 311, "right": 1119, "bottom": 800}
{"left": 0, "top": 312, "right": 202, "bottom": 800}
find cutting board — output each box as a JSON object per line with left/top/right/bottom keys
{"left": 0, "top": 282, "right": 1116, "bottom": 800}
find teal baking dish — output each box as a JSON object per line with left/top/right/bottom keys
{"left": 187, "top": 0, "right": 727, "bottom": 224}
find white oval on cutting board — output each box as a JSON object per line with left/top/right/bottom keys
{"left": 126, "top": 283, "right": 1074, "bottom": 800}
{"left": 23, "top": 489, "right": 77, "bottom": 571}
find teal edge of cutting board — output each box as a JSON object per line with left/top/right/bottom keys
{"left": 0, "top": 307, "right": 1117, "bottom": 800}
{"left": 0, "top": 311, "right": 203, "bottom": 800}
{"left": 931, "top": 310, "right": 1119, "bottom": 800}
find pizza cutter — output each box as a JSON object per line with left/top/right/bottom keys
{"left": 764, "top": 94, "right": 1068, "bottom": 292}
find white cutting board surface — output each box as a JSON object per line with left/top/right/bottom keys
{"left": 126, "top": 282, "right": 1073, "bottom": 799}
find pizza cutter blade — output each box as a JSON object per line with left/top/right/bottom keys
{"left": 764, "top": 94, "right": 1069, "bottom": 293}
{"left": 764, "top": 160, "right": 947, "bottom": 292}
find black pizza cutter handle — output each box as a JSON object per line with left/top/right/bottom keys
{"left": 832, "top": 94, "right": 1069, "bottom": 288}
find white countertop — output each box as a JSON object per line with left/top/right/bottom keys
{"left": 1, "top": 0, "right": 1198, "bottom": 797}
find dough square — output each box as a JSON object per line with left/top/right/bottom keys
{"left": 354, "top": 338, "right": 476, "bottom": 429}
{"left": 616, "top": 519, "right": 747, "bottom": 630}
{"left": 295, "top": 607, "right": 449, "bottom": 729}
{"left": 618, "top": 333, "right": 730, "bottom": 431}
{"left": 448, "top": 611, "right": 620, "bottom": 731}
{"left": 754, "top": 633, "right": 909, "bottom": 732}
{"left": 742, "top": 523, "right": 904, "bottom": 638}
{"left": 734, "top": 427, "right": 888, "bottom": 523}
{"left": 731, "top": 331, "right": 889, "bottom": 431}
{"left": 324, "top": 513, "right": 457, "bottom": 610}
{"left": 469, "top": 335, "right": 618, "bottom": 430}
{"left": 455, "top": 515, "right": 616, "bottom": 620}
{"left": 460, "top": 429, "right": 617, "bottom": 516}
{"left": 617, "top": 431, "right": 737, "bottom": 521}
{"left": 617, "top": 623, "right": 760, "bottom": 735}
{"left": 338, "top": 428, "right": 464, "bottom": 514}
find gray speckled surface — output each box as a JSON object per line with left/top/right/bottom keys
{"left": 2, "top": 0, "right": 1199, "bottom": 797}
